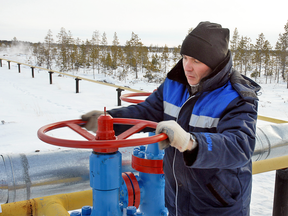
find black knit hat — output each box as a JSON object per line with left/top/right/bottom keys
{"left": 180, "top": 21, "right": 230, "bottom": 70}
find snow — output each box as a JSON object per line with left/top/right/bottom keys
{"left": 1, "top": 48, "right": 288, "bottom": 215}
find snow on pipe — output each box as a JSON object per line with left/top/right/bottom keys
{"left": 0, "top": 123, "right": 288, "bottom": 204}
{"left": 0, "top": 148, "right": 135, "bottom": 204}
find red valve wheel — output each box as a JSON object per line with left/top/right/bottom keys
{"left": 120, "top": 92, "right": 152, "bottom": 104}
{"left": 37, "top": 118, "right": 167, "bottom": 153}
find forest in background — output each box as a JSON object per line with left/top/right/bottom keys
{"left": 1, "top": 20, "right": 288, "bottom": 86}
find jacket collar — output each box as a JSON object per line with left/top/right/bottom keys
{"left": 167, "top": 51, "right": 232, "bottom": 93}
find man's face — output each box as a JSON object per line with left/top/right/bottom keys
{"left": 182, "top": 55, "right": 212, "bottom": 85}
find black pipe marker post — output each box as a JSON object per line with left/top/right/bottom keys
{"left": 116, "top": 88, "right": 124, "bottom": 106}
{"left": 18, "top": 64, "right": 21, "bottom": 73}
{"left": 31, "top": 67, "right": 34, "bottom": 78}
{"left": 273, "top": 168, "right": 288, "bottom": 216}
{"left": 75, "top": 78, "right": 81, "bottom": 93}
{"left": 0, "top": 59, "right": 2, "bottom": 67}
{"left": 7, "top": 61, "right": 10, "bottom": 69}
{"left": 48, "top": 71, "right": 54, "bottom": 84}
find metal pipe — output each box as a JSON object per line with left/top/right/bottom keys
{"left": 1, "top": 123, "right": 288, "bottom": 204}
{"left": 252, "top": 123, "right": 288, "bottom": 162}
{"left": 252, "top": 155, "right": 288, "bottom": 175}
{"left": 0, "top": 148, "right": 134, "bottom": 204}
{"left": 0, "top": 189, "right": 92, "bottom": 216}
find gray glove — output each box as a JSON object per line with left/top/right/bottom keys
{"left": 156, "top": 120, "right": 197, "bottom": 152}
{"left": 81, "top": 110, "right": 104, "bottom": 133}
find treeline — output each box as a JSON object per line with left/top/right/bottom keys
{"left": 1, "top": 20, "right": 288, "bottom": 85}
{"left": 230, "top": 20, "right": 288, "bottom": 85}
{"left": 23, "top": 29, "right": 181, "bottom": 83}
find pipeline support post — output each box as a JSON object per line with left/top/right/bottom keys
{"left": 48, "top": 71, "right": 54, "bottom": 84}
{"left": 31, "top": 67, "right": 35, "bottom": 78}
{"left": 116, "top": 88, "right": 124, "bottom": 106}
{"left": 17, "top": 63, "right": 21, "bottom": 73}
{"left": 0, "top": 59, "right": 2, "bottom": 67}
{"left": 75, "top": 78, "right": 81, "bottom": 93}
{"left": 273, "top": 168, "right": 288, "bottom": 216}
{"left": 7, "top": 61, "right": 10, "bottom": 69}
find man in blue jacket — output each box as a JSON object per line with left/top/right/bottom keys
{"left": 82, "top": 21, "right": 261, "bottom": 215}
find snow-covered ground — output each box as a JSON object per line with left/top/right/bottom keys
{"left": 1, "top": 49, "right": 288, "bottom": 215}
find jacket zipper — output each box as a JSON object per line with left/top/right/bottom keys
{"left": 173, "top": 95, "right": 195, "bottom": 216}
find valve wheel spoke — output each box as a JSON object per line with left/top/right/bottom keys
{"left": 117, "top": 122, "right": 149, "bottom": 140}
{"left": 66, "top": 122, "right": 95, "bottom": 141}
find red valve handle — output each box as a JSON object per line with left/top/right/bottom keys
{"left": 37, "top": 118, "right": 167, "bottom": 153}
{"left": 120, "top": 92, "right": 151, "bottom": 104}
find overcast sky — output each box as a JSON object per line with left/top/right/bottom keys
{"left": 1, "top": 0, "right": 287, "bottom": 47}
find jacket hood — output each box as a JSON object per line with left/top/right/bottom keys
{"left": 167, "top": 50, "right": 261, "bottom": 100}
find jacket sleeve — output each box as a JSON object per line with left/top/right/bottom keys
{"left": 107, "top": 82, "right": 165, "bottom": 134}
{"left": 184, "top": 97, "right": 258, "bottom": 169}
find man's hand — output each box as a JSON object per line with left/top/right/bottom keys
{"left": 156, "top": 120, "right": 196, "bottom": 152}
{"left": 81, "top": 110, "right": 104, "bottom": 133}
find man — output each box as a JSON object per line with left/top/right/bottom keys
{"left": 82, "top": 21, "right": 261, "bottom": 215}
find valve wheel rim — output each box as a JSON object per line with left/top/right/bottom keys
{"left": 120, "top": 92, "right": 151, "bottom": 104}
{"left": 37, "top": 118, "right": 167, "bottom": 150}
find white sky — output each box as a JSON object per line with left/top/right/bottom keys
{"left": 1, "top": 0, "right": 288, "bottom": 47}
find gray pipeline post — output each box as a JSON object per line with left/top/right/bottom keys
{"left": 48, "top": 71, "right": 54, "bottom": 84}
{"left": 116, "top": 88, "right": 124, "bottom": 106}
{"left": 75, "top": 78, "right": 81, "bottom": 93}
{"left": 7, "top": 61, "right": 10, "bottom": 69}
{"left": 273, "top": 168, "right": 288, "bottom": 216}
{"left": 0, "top": 59, "right": 2, "bottom": 67}
{"left": 31, "top": 67, "right": 35, "bottom": 78}
{"left": 17, "top": 63, "right": 21, "bottom": 73}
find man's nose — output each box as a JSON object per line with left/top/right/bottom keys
{"left": 184, "top": 60, "right": 193, "bottom": 71}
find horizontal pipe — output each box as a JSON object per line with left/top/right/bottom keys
{"left": 0, "top": 58, "right": 145, "bottom": 93}
{"left": 252, "top": 123, "right": 288, "bottom": 162}
{"left": 257, "top": 115, "right": 288, "bottom": 124}
{"left": 252, "top": 155, "right": 288, "bottom": 175}
{"left": 0, "top": 189, "right": 92, "bottom": 216}
{"left": 1, "top": 123, "right": 288, "bottom": 204}
{"left": 0, "top": 148, "right": 134, "bottom": 204}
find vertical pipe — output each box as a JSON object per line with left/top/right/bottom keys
{"left": 139, "top": 172, "right": 167, "bottom": 215}
{"left": 273, "top": 168, "right": 288, "bottom": 216}
{"left": 0, "top": 59, "right": 2, "bottom": 67}
{"left": 75, "top": 78, "right": 81, "bottom": 93}
{"left": 136, "top": 135, "right": 167, "bottom": 215}
{"left": 18, "top": 63, "right": 21, "bottom": 73}
{"left": 90, "top": 151, "right": 122, "bottom": 216}
{"left": 7, "top": 61, "right": 10, "bottom": 69}
{"left": 49, "top": 71, "right": 54, "bottom": 84}
{"left": 31, "top": 67, "right": 34, "bottom": 78}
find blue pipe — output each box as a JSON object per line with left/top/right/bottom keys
{"left": 89, "top": 151, "right": 122, "bottom": 216}
{"left": 132, "top": 132, "right": 168, "bottom": 216}
{"left": 138, "top": 172, "right": 167, "bottom": 215}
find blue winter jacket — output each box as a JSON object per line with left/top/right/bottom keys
{"left": 108, "top": 52, "right": 261, "bottom": 215}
